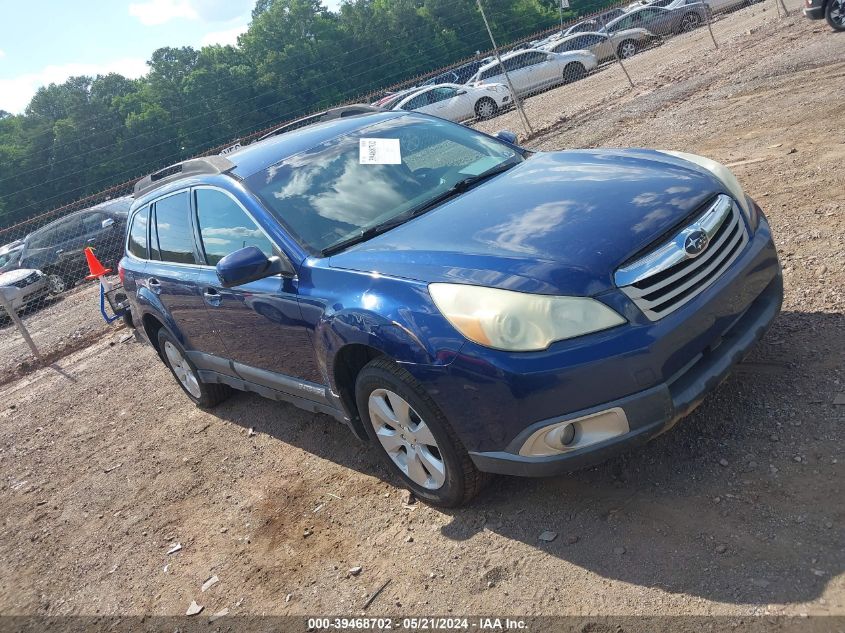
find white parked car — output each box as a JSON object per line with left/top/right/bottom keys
{"left": 466, "top": 48, "right": 598, "bottom": 97}
{"left": 391, "top": 83, "right": 512, "bottom": 121}
{"left": 0, "top": 268, "right": 49, "bottom": 319}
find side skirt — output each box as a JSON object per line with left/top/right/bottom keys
{"left": 196, "top": 369, "right": 347, "bottom": 423}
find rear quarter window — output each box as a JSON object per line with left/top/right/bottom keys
{"left": 127, "top": 207, "right": 149, "bottom": 259}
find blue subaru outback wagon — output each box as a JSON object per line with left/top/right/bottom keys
{"left": 121, "top": 111, "right": 782, "bottom": 506}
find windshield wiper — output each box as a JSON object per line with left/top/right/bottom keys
{"left": 321, "top": 158, "right": 520, "bottom": 257}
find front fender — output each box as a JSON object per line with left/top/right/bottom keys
{"left": 298, "top": 264, "right": 467, "bottom": 393}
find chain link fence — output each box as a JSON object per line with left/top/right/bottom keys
{"left": 0, "top": 0, "right": 796, "bottom": 383}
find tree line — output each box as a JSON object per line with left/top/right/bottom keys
{"left": 0, "top": 0, "right": 612, "bottom": 229}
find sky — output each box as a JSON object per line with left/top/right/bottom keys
{"left": 0, "top": 0, "right": 342, "bottom": 114}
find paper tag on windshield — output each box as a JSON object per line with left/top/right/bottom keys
{"left": 359, "top": 138, "right": 401, "bottom": 165}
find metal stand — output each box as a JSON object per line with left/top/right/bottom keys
{"left": 477, "top": 0, "right": 533, "bottom": 138}
{"left": 0, "top": 291, "right": 40, "bottom": 359}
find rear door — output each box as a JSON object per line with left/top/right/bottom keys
{"left": 49, "top": 214, "right": 87, "bottom": 280}
{"left": 192, "top": 186, "right": 322, "bottom": 384}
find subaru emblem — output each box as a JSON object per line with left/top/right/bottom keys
{"left": 684, "top": 229, "right": 709, "bottom": 258}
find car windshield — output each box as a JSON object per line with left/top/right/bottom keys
{"left": 0, "top": 249, "right": 19, "bottom": 267}
{"left": 244, "top": 115, "right": 522, "bottom": 254}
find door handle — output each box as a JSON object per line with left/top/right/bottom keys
{"left": 203, "top": 288, "right": 222, "bottom": 307}
{"left": 147, "top": 278, "right": 162, "bottom": 295}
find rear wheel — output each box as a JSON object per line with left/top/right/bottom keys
{"left": 563, "top": 62, "right": 587, "bottom": 84}
{"left": 355, "top": 358, "right": 488, "bottom": 507}
{"left": 475, "top": 97, "right": 498, "bottom": 120}
{"left": 157, "top": 328, "right": 230, "bottom": 408}
{"left": 618, "top": 39, "right": 638, "bottom": 59}
{"left": 827, "top": 0, "right": 845, "bottom": 30}
{"left": 680, "top": 11, "right": 702, "bottom": 31}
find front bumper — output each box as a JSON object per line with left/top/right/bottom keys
{"left": 404, "top": 208, "right": 782, "bottom": 476}
{"left": 470, "top": 273, "right": 782, "bottom": 476}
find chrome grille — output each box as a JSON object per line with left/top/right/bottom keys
{"left": 615, "top": 194, "right": 750, "bottom": 321}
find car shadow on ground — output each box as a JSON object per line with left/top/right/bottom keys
{"left": 213, "top": 310, "right": 844, "bottom": 606}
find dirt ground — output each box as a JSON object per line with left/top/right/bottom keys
{"left": 1, "top": 0, "right": 843, "bottom": 622}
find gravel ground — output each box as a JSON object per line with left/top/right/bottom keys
{"left": 0, "top": 279, "right": 118, "bottom": 384}
{"left": 1, "top": 0, "right": 843, "bottom": 622}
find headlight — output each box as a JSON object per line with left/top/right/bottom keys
{"left": 428, "top": 283, "right": 626, "bottom": 352}
{"left": 660, "top": 150, "right": 758, "bottom": 229}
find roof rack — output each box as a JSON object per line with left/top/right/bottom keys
{"left": 134, "top": 155, "right": 237, "bottom": 198}
{"left": 256, "top": 104, "right": 384, "bottom": 142}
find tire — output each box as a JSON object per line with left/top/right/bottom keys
{"left": 474, "top": 97, "right": 498, "bottom": 120}
{"left": 355, "top": 358, "right": 488, "bottom": 507}
{"left": 617, "top": 39, "right": 639, "bottom": 59}
{"left": 827, "top": 0, "right": 845, "bottom": 30}
{"left": 563, "top": 62, "right": 586, "bottom": 84}
{"left": 680, "top": 12, "right": 702, "bottom": 31}
{"left": 157, "top": 328, "right": 231, "bottom": 408}
{"left": 46, "top": 273, "right": 66, "bottom": 295}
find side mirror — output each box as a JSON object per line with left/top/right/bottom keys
{"left": 101, "top": 217, "right": 115, "bottom": 229}
{"left": 215, "top": 246, "right": 295, "bottom": 288}
{"left": 494, "top": 130, "right": 519, "bottom": 145}
{"left": 456, "top": 89, "right": 467, "bottom": 95}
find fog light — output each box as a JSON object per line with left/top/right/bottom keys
{"left": 518, "top": 407, "right": 630, "bottom": 457}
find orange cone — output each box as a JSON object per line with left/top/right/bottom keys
{"left": 84, "top": 247, "right": 112, "bottom": 280}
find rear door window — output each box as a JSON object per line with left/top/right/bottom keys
{"left": 127, "top": 206, "right": 149, "bottom": 259}
{"left": 194, "top": 189, "right": 274, "bottom": 266}
{"left": 151, "top": 191, "right": 197, "bottom": 265}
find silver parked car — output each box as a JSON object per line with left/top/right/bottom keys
{"left": 0, "top": 240, "right": 25, "bottom": 274}
{"left": 603, "top": 2, "right": 712, "bottom": 37}
{"left": 467, "top": 48, "right": 598, "bottom": 96}
{"left": 542, "top": 28, "right": 661, "bottom": 62}
{"left": 0, "top": 268, "right": 49, "bottom": 319}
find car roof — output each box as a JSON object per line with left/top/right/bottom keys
{"left": 394, "top": 83, "right": 462, "bottom": 107}
{"left": 476, "top": 49, "right": 549, "bottom": 73}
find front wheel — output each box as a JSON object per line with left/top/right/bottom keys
{"left": 475, "top": 97, "right": 498, "bottom": 120}
{"left": 46, "top": 273, "right": 66, "bottom": 295}
{"left": 680, "top": 11, "right": 703, "bottom": 31}
{"left": 157, "top": 328, "right": 230, "bottom": 408}
{"left": 563, "top": 62, "right": 587, "bottom": 84}
{"left": 827, "top": 0, "right": 845, "bottom": 30}
{"left": 355, "top": 358, "right": 488, "bottom": 507}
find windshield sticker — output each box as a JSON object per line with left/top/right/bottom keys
{"left": 359, "top": 138, "right": 401, "bottom": 165}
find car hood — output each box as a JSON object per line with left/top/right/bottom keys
{"left": 0, "top": 268, "right": 38, "bottom": 286}
{"left": 328, "top": 149, "right": 727, "bottom": 296}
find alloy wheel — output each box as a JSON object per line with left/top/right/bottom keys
{"left": 831, "top": 0, "right": 844, "bottom": 25}
{"left": 47, "top": 274, "right": 65, "bottom": 294}
{"left": 681, "top": 13, "right": 701, "bottom": 30}
{"left": 477, "top": 98, "right": 496, "bottom": 119}
{"left": 620, "top": 41, "right": 637, "bottom": 58}
{"left": 368, "top": 388, "right": 446, "bottom": 490}
{"left": 164, "top": 340, "right": 202, "bottom": 398}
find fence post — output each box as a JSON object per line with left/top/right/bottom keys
{"left": 0, "top": 291, "right": 40, "bottom": 360}
{"left": 704, "top": 6, "right": 719, "bottom": 49}
{"left": 477, "top": 0, "right": 533, "bottom": 137}
{"left": 608, "top": 35, "right": 635, "bottom": 88}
